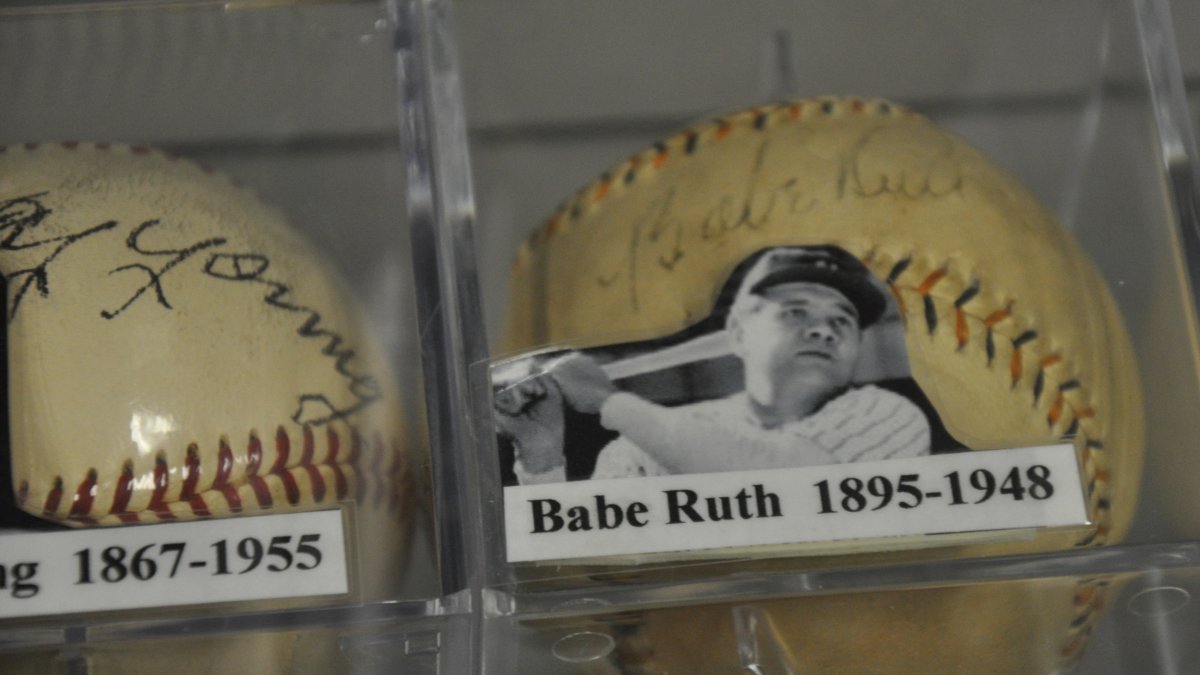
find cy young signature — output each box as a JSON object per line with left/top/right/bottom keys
{"left": 0, "top": 191, "right": 379, "bottom": 426}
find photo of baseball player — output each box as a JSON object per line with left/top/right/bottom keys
{"left": 493, "top": 245, "right": 962, "bottom": 486}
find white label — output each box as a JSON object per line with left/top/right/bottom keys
{"left": 0, "top": 510, "right": 348, "bottom": 619}
{"left": 505, "top": 444, "right": 1088, "bottom": 563}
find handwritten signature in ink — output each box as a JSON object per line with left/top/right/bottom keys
{"left": 204, "top": 252, "right": 382, "bottom": 426}
{"left": 589, "top": 129, "right": 969, "bottom": 312}
{"left": 836, "top": 126, "right": 965, "bottom": 199}
{"left": 101, "top": 219, "right": 228, "bottom": 319}
{"left": 0, "top": 193, "right": 119, "bottom": 320}
{"left": 594, "top": 139, "right": 818, "bottom": 312}
{"left": 0, "top": 192, "right": 379, "bottom": 426}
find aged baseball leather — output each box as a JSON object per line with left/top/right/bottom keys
{"left": 502, "top": 97, "right": 1144, "bottom": 671}
{"left": 0, "top": 144, "right": 416, "bottom": 671}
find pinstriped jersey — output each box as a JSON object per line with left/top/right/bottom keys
{"left": 592, "top": 385, "right": 930, "bottom": 479}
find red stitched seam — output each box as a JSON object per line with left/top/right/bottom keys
{"left": 31, "top": 425, "right": 403, "bottom": 524}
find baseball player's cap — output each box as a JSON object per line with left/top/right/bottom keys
{"left": 732, "top": 246, "right": 888, "bottom": 328}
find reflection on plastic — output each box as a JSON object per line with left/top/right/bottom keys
{"left": 1127, "top": 586, "right": 1191, "bottom": 617}
{"left": 551, "top": 631, "right": 615, "bottom": 664}
{"left": 733, "top": 605, "right": 796, "bottom": 675}
{"left": 336, "top": 628, "right": 442, "bottom": 670}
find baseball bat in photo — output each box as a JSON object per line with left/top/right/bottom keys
{"left": 600, "top": 331, "right": 731, "bottom": 381}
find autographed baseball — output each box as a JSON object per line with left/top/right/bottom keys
{"left": 0, "top": 143, "right": 411, "bottom": 595}
{"left": 503, "top": 98, "right": 1143, "bottom": 671}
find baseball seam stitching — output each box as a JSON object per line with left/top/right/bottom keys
{"left": 874, "top": 252, "right": 1110, "bottom": 533}
{"left": 520, "top": 98, "right": 1111, "bottom": 548}
{"left": 17, "top": 425, "right": 409, "bottom": 525}
{"left": 0, "top": 142, "right": 234, "bottom": 184}
{"left": 515, "top": 96, "right": 907, "bottom": 267}
{"left": 508, "top": 96, "right": 1112, "bottom": 670}
{"left": 4, "top": 141, "right": 409, "bottom": 523}
{"left": 857, "top": 246, "right": 1110, "bottom": 666}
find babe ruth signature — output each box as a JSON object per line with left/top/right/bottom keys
{"left": 596, "top": 140, "right": 818, "bottom": 312}
{"left": 0, "top": 192, "right": 379, "bottom": 426}
{"left": 591, "top": 132, "right": 965, "bottom": 313}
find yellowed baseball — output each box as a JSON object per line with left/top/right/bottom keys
{"left": 0, "top": 142, "right": 412, "bottom": 593}
{"left": 503, "top": 97, "right": 1144, "bottom": 671}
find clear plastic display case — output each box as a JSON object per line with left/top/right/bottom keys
{"left": 441, "top": 0, "right": 1200, "bottom": 672}
{"left": 2, "top": 0, "right": 1200, "bottom": 673}
{"left": 0, "top": 0, "right": 466, "bottom": 673}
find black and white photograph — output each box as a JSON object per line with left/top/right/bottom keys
{"left": 492, "top": 245, "right": 964, "bottom": 487}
